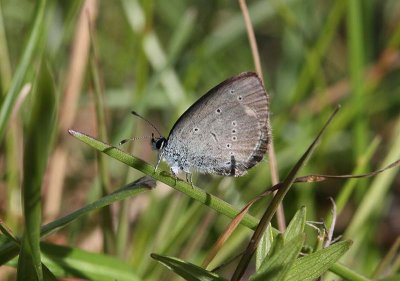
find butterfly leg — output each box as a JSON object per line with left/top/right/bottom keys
{"left": 154, "top": 159, "right": 161, "bottom": 173}
{"left": 170, "top": 168, "right": 178, "bottom": 185}
{"left": 154, "top": 150, "right": 164, "bottom": 172}
{"left": 186, "top": 173, "right": 194, "bottom": 188}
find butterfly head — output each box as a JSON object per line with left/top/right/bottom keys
{"left": 151, "top": 134, "right": 167, "bottom": 151}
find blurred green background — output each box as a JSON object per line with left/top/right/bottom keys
{"left": 0, "top": 0, "right": 399, "bottom": 280}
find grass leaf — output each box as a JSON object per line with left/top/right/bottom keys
{"left": 17, "top": 59, "right": 57, "bottom": 280}
{"left": 251, "top": 234, "right": 304, "bottom": 281}
{"left": 0, "top": 177, "right": 154, "bottom": 265}
{"left": 285, "top": 240, "right": 352, "bottom": 281}
{"left": 283, "top": 206, "right": 306, "bottom": 242}
{"left": 255, "top": 224, "right": 274, "bottom": 270}
{"left": 41, "top": 243, "right": 141, "bottom": 281}
{"left": 151, "top": 253, "right": 226, "bottom": 281}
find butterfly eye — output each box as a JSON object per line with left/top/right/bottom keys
{"left": 155, "top": 138, "right": 166, "bottom": 150}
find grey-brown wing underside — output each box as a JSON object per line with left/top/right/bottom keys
{"left": 167, "top": 72, "right": 270, "bottom": 176}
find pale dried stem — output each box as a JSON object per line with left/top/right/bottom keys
{"left": 44, "top": 0, "right": 98, "bottom": 222}
{"left": 238, "top": 0, "right": 285, "bottom": 231}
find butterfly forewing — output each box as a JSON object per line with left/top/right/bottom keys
{"left": 164, "top": 72, "right": 270, "bottom": 176}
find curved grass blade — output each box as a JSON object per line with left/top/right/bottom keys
{"left": 255, "top": 225, "right": 274, "bottom": 271}
{"left": 17, "top": 61, "right": 57, "bottom": 280}
{"left": 0, "top": 177, "right": 155, "bottom": 265}
{"left": 285, "top": 240, "right": 353, "bottom": 281}
{"left": 250, "top": 234, "right": 304, "bottom": 281}
{"left": 0, "top": 220, "right": 19, "bottom": 244}
{"left": 42, "top": 264, "right": 58, "bottom": 281}
{"left": 151, "top": 253, "right": 226, "bottom": 281}
{"left": 283, "top": 207, "right": 306, "bottom": 242}
{"left": 41, "top": 243, "right": 141, "bottom": 281}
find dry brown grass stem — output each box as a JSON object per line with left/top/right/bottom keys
{"left": 238, "top": 0, "right": 286, "bottom": 231}
{"left": 44, "top": 0, "right": 98, "bottom": 222}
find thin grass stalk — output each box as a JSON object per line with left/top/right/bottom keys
{"left": 347, "top": 0, "right": 368, "bottom": 195}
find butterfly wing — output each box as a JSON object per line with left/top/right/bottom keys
{"left": 165, "top": 72, "right": 270, "bottom": 176}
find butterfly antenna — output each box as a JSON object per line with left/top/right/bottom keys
{"left": 131, "top": 111, "right": 163, "bottom": 137}
{"left": 119, "top": 135, "right": 152, "bottom": 146}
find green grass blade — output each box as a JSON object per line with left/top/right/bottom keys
{"left": 0, "top": 177, "right": 154, "bottom": 265}
{"left": 0, "top": 0, "right": 47, "bottom": 142}
{"left": 0, "top": 241, "right": 19, "bottom": 266}
{"left": 283, "top": 206, "right": 306, "bottom": 242}
{"left": 285, "top": 241, "right": 352, "bottom": 281}
{"left": 255, "top": 224, "right": 274, "bottom": 270}
{"left": 347, "top": 0, "right": 367, "bottom": 158}
{"left": 0, "top": 220, "right": 19, "bottom": 244}
{"left": 251, "top": 234, "right": 304, "bottom": 281}
{"left": 329, "top": 262, "right": 372, "bottom": 281}
{"left": 42, "top": 264, "right": 58, "bottom": 281}
{"left": 41, "top": 243, "right": 141, "bottom": 281}
{"left": 17, "top": 61, "right": 57, "bottom": 280}
{"left": 40, "top": 177, "right": 154, "bottom": 237}
{"left": 151, "top": 253, "right": 226, "bottom": 281}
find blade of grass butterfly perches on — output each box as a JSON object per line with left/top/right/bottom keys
{"left": 66, "top": 129, "right": 262, "bottom": 228}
